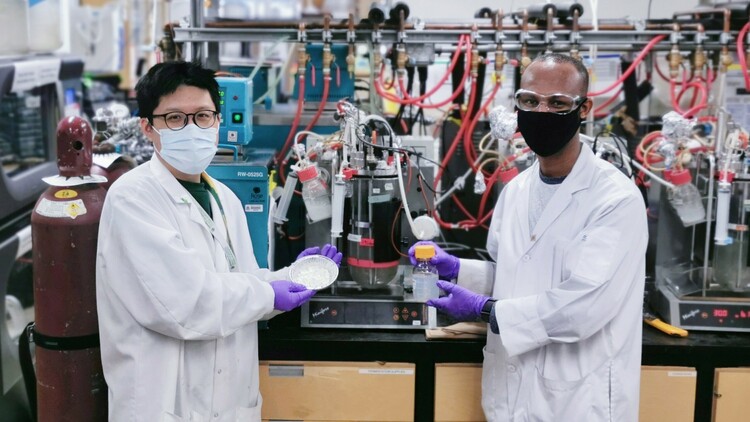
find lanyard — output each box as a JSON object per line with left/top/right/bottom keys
{"left": 181, "top": 174, "right": 238, "bottom": 271}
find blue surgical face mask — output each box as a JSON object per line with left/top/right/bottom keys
{"left": 153, "top": 124, "right": 218, "bottom": 175}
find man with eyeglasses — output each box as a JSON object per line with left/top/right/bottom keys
{"left": 95, "top": 61, "right": 341, "bottom": 421}
{"left": 410, "top": 53, "right": 648, "bottom": 421}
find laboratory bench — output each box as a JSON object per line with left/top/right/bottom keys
{"left": 258, "top": 321, "right": 750, "bottom": 422}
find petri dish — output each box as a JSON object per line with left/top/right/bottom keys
{"left": 289, "top": 255, "right": 339, "bottom": 290}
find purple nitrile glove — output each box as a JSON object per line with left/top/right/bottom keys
{"left": 426, "top": 280, "right": 490, "bottom": 321}
{"left": 296, "top": 243, "right": 343, "bottom": 266}
{"left": 408, "top": 241, "right": 460, "bottom": 280}
{"left": 296, "top": 246, "right": 320, "bottom": 260}
{"left": 319, "top": 244, "right": 343, "bottom": 266}
{"left": 270, "top": 280, "right": 317, "bottom": 311}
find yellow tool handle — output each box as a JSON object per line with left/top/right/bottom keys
{"left": 644, "top": 317, "right": 688, "bottom": 337}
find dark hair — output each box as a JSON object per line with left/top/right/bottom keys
{"left": 135, "top": 61, "right": 220, "bottom": 121}
{"left": 529, "top": 53, "right": 589, "bottom": 96}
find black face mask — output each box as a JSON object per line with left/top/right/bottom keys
{"left": 517, "top": 107, "right": 583, "bottom": 157}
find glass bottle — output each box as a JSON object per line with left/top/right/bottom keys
{"left": 412, "top": 245, "right": 440, "bottom": 328}
{"left": 666, "top": 169, "right": 705, "bottom": 226}
{"left": 297, "top": 164, "right": 332, "bottom": 222}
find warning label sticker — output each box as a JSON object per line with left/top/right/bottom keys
{"left": 35, "top": 198, "right": 88, "bottom": 219}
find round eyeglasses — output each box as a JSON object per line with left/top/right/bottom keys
{"left": 151, "top": 110, "right": 220, "bottom": 130}
{"left": 514, "top": 89, "right": 586, "bottom": 115}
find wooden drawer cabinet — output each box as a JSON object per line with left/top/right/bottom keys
{"left": 434, "top": 363, "right": 485, "bottom": 422}
{"left": 713, "top": 368, "right": 750, "bottom": 422}
{"left": 639, "top": 366, "right": 696, "bottom": 422}
{"left": 260, "top": 360, "right": 415, "bottom": 421}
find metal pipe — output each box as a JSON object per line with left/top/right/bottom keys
{"left": 738, "top": 184, "right": 749, "bottom": 290}
{"left": 178, "top": 30, "right": 728, "bottom": 53}
{"left": 204, "top": 19, "right": 712, "bottom": 32}
{"left": 570, "top": 8, "right": 581, "bottom": 60}
{"left": 702, "top": 153, "right": 715, "bottom": 292}
{"left": 668, "top": 23, "right": 683, "bottom": 79}
{"left": 545, "top": 7, "right": 556, "bottom": 53}
{"left": 494, "top": 9, "right": 506, "bottom": 74}
{"left": 716, "top": 115, "right": 728, "bottom": 164}
{"left": 520, "top": 10, "right": 530, "bottom": 72}
{"left": 322, "top": 14, "right": 331, "bottom": 43}
{"left": 347, "top": 13, "right": 356, "bottom": 77}
{"left": 693, "top": 24, "right": 707, "bottom": 79}
{"left": 673, "top": 7, "right": 732, "bottom": 33}
{"left": 189, "top": 0, "right": 204, "bottom": 60}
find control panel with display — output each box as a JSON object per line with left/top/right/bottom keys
{"left": 215, "top": 77, "right": 253, "bottom": 146}
{"left": 302, "top": 297, "right": 429, "bottom": 329}
{"left": 678, "top": 302, "right": 750, "bottom": 329}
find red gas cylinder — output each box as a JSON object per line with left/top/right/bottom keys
{"left": 30, "top": 116, "right": 108, "bottom": 421}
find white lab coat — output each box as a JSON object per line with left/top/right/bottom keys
{"left": 457, "top": 144, "right": 648, "bottom": 421}
{"left": 96, "top": 158, "right": 286, "bottom": 422}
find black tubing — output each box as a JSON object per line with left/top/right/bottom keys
{"left": 522, "top": 3, "right": 558, "bottom": 20}
{"left": 554, "top": 2, "right": 584, "bottom": 20}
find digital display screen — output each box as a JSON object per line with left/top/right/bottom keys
{"left": 713, "top": 309, "right": 729, "bottom": 318}
{"left": 679, "top": 303, "right": 750, "bottom": 328}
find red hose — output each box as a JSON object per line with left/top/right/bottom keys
{"left": 464, "top": 146, "right": 530, "bottom": 230}
{"left": 463, "top": 82, "right": 503, "bottom": 169}
{"left": 435, "top": 79, "right": 477, "bottom": 186}
{"left": 592, "top": 88, "right": 623, "bottom": 118}
{"left": 375, "top": 36, "right": 470, "bottom": 108}
{"left": 380, "top": 61, "right": 395, "bottom": 90}
{"left": 444, "top": 81, "right": 504, "bottom": 231}
{"left": 276, "top": 76, "right": 305, "bottom": 166}
{"left": 670, "top": 78, "right": 708, "bottom": 118}
{"left": 432, "top": 80, "right": 485, "bottom": 228}
{"left": 279, "top": 77, "right": 331, "bottom": 185}
{"left": 588, "top": 34, "right": 666, "bottom": 98}
{"left": 299, "top": 77, "right": 330, "bottom": 141}
{"left": 399, "top": 35, "right": 469, "bottom": 102}
{"left": 375, "top": 64, "right": 469, "bottom": 109}
{"left": 736, "top": 22, "right": 750, "bottom": 91}
{"left": 635, "top": 131, "right": 663, "bottom": 165}
{"left": 475, "top": 169, "right": 501, "bottom": 223}
{"left": 392, "top": 70, "right": 472, "bottom": 109}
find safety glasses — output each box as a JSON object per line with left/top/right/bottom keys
{"left": 514, "top": 89, "right": 586, "bottom": 115}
